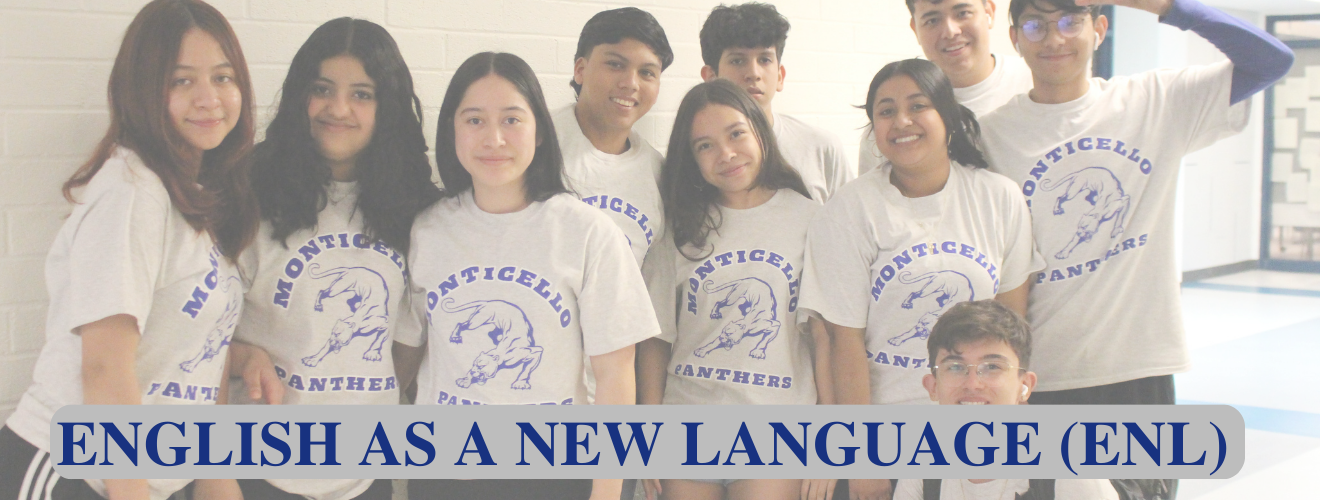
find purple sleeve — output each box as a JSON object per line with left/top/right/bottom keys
{"left": 1160, "top": 0, "right": 1294, "bottom": 104}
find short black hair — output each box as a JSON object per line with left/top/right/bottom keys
{"left": 926, "top": 300, "right": 1032, "bottom": 370}
{"left": 436, "top": 52, "right": 567, "bottom": 204}
{"left": 905, "top": 0, "right": 988, "bottom": 15}
{"left": 570, "top": 7, "right": 674, "bottom": 95}
{"left": 1009, "top": 0, "right": 1099, "bottom": 27}
{"left": 699, "top": 2, "right": 790, "bottom": 70}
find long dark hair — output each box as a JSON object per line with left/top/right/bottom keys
{"left": 435, "top": 52, "right": 567, "bottom": 203}
{"left": 251, "top": 18, "right": 439, "bottom": 254}
{"left": 63, "top": 0, "right": 258, "bottom": 260}
{"left": 862, "top": 59, "right": 989, "bottom": 169}
{"left": 662, "top": 79, "right": 809, "bottom": 261}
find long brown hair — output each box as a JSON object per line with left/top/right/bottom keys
{"left": 63, "top": 0, "right": 258, "bottom": 260}
{"left": 661, "top": 79, "right": 809, "bottom": 261}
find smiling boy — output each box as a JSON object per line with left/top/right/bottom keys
{"left": 859, "top": 0, "right": 1033, "bottom": 175}
{"left": 699, "top": 2, "right": 854, "bottom": 202}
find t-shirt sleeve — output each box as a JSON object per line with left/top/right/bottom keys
{"left": 392, "top": 278, "right": 428, "bottom": 347}
{"left": 996, "top": 179, "right": 1046, "bottom": 292}
{"left": 1159, "top": 61, "right": 1249, "bottom": 153}
{"left": 798, "top": 202, "right": 876, "bottom": 329}
{"left": 641, "top": 233, "right": 680, "bottom": 344}
{"left": 579, "top": 217, "right": 662, "bottom": 356}
{"left": 892, "top": 479, "right": 923, "bottom": 500}
{"left": 63, "top": 175, "right": 168, "bottom": 335}
{"left": 824, "top": 132, "right": 856, "bottom": 199}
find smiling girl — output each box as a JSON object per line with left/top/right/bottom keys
{"left": 636, "top": 79, "right": 834, "bottom": 500}
{"left": 223, "top": 18, "right": 440, "bottom": 500}
{"left": 0, "top": 1, "right": 257, "bottom": 499}
{"left": 799, "top": 59, "right": 1044, "bottom": 500}
{"left": 396, "top": 52, "right": 659, "bottom": 500}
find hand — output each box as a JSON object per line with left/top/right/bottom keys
{"left": 642, "top": 479, "right": 662, "bottom": 500}
{"left": 849, "top": 479, "right": 892, "bottom": 500}
{"left": 1075, "top": 0, "right": 1174, "bottom": 16}
{"left": 802, "top": 479, "right": 837, "bottom": 500}
{"left": 232, "top": 342, "right": 283, "bottom": 405}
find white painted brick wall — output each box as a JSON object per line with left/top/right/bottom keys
{"left": 0, "top": 0, "right": 1015, "bottom": 423}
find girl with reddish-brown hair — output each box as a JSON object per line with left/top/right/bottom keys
{"left": 0, "top": 1, "right": 257, "bottom": 499}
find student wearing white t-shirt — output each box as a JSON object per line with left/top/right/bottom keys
{"left": 222, "top": 18, "right": 441, "bottom": 500}
{"left": 892, "top": 300, "right": 1118, "bottom": 500}
{"left": 556, "top": 7, "right": 673, "bottom": 267}
{"left": 858, "top": 0, "right": 1033, "bottom": 176}
{"left": 980, "top": 0, "right": 1291, "bottom": 405}
{"left": 397, "top": 52, "right": 659, "bottom": 500}
{"left": 801, "top": 60, "right": 1044, "bottom": 500}
{"left": 0, "top": 1, "right": 259, "bottom": 499}
{"left": 637, "top": 79, "right": 835, "bottom": 500}
{"left": 699, "top": 2, "right": 854, "bottom": 202}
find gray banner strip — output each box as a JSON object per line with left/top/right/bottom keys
{"left": 50, "top": 404, "right": 1243, "bottom": 479}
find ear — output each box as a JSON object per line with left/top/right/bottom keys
{"left": 1019, "top": 371, "right": 1038, "bottom": 404}
{"left": 910, "top": 16, "right": 917, "bottom": 34}
{"left": 985, "top": 0, "right": 997, "bottom": 29}
{"left": 776, "top": 64, "right": 786, "bottom": 92}
{"left": 700, "top": 65, "right": 718, "bottom": 82}
{"left": 573, "top": 57, "right": 587, "bottom": 88}
{"left": 1008, "top": 26, "right": 1019, "bottom": 48}
{"left": 922, "top": 373, "right": 938, "bottom": 401}
{"left": 1095, "top": 14, "right": 1110, "bottom": 46}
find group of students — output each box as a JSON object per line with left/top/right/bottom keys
{"left": 0, "top": 0, "right": 1294, "bottom": 499}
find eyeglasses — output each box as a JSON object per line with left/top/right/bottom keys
{"left": 932, "top": 361, "right": 1026, "bottom": 381}
{"left": 1019, "top": 14, "right": 1090, "bottom": 43}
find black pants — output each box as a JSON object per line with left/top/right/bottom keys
{"left": 1029, "top": 374, "right": 1175, "bottom": 405}
{"left": 1030, "top": 375, "right": 1178, "bottom": 500}
{"left": 0, "top": 426, "right": 103, "bottom": 500}
{"left": 237, "top": 479, "right": 392, "bottom": 500}
{"left": 408, "top": 479, "right": 593, "bottom": 500}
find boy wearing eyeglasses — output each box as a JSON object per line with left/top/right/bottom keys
{"left": 892, "top": 300, "right": 1119, "bottom": 499}
{"left": 980, "top": 0, "right": 1289, "bottom": 404}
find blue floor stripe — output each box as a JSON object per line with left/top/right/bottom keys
{"left": 1181, "top": 281, "right": 1320, "bottom": 298}
{"left": 1178, "top": 400, "right": 1320, "bottom": 438}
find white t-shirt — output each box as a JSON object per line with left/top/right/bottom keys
{"left": 5, "top": 147, "right": 241, "bottom": 500}
{"left": 980, "top": 61, "right": 1248, "bottom": 391}
{"left": 644, "top": 189, "right": 819, "bottom": 405}
{"left": 772, "top": 113, "right": 855, "bottom": 203}
{"left": 893, "top": 478, "right": 1119, "bottom": 500}
{"left": 799, "top": 163, "right": 1043, "bottom": 405}
{"left": 859, "top": 54, "right": 1034, "bottom": 175}
{"left": 399, "top": 192, "right": 660, "bottom": 406}
{"left": 552, "top": 104, "right": 665, "bottom": 268}
{"left": 233, "top": 181, "right": 408, "bottom": 499}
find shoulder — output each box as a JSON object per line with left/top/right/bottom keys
{"left": 412, "top": 194, "right": 461, "bottom": 228}
{"left": 962, "top": 164, "right": 1024, "bottom": 196}
{"left": 543, "top": 193, "right": 617, "bottom": 230}
{"left": 777, "top": 113, "right": 844, "bottom": 148}
{"left": 82, "top": 146, "right": 172, "bottom": 210}
{"left": 817, "top": 169, "right": 884, "bottom": 221}
{"left": 778, "top": 189, "right": 822, "bottom": 215}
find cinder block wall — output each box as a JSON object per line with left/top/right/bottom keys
{"left": 0, "top": 0, "right": 1014, "bottom": 421}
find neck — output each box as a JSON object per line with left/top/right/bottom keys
{"left": 890, "top": 155, "right": 951, "bottom": 198}
{"left": 329, "top": 159, "right": 357, "bottom": 182}
{"left": 719, "top": 185, "right": 775, "bottom": 210}
{"left": 574, "top": 103, "right": 631, "bottom": 155}
{"left": 949, "top": 54, "right": 996, "bottom": 89}
{"left": 761, "top": 103, "right": 775, "bottom": 127}
{"left": 472, "top": 181, "right": 530, "bottom": 214}
{"left": 1028, "top": 72, "right": 1091, "bottom": 105}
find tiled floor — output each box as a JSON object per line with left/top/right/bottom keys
{"left": 1176, "top": 270, "right": 1320, "bottom": 499}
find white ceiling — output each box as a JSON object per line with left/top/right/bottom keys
{"left": 1204, "top": 0, "right": 1320, "bottom": 16}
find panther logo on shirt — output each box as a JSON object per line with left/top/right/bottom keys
{"left": 887, "top": 271, "right": 975, "bottom": 346}
{"left": 1042, "top": 166, "right": 1132, "bottom": 260}
{"left": 180, "top": 276, "right": 242, "bottom": 373}
{"left": 300, "top": 264, "right": 391, "bottom": 367}
{"left": 443, "top": 298, "right": 543, "bottom": 390}
{"left": 695, "top": 278, "right": 781, "bottom": 359}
